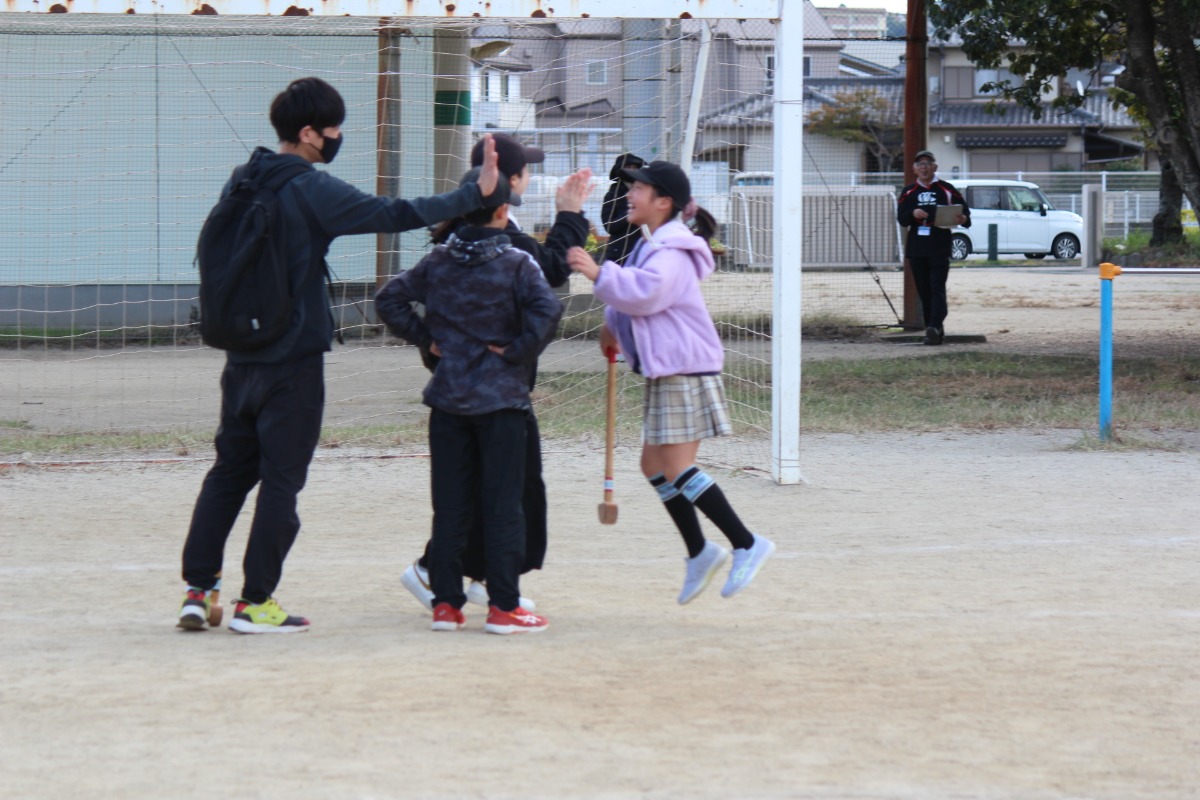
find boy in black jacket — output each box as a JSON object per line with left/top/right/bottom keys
{"left": 399, "top": 134, "right": 593, "bottom": 612}
{"left": 897, "top": 150, "right": 971, "bottom": 345}
{"left": 375, "top": 193, "right": 562, "bottom": 635}
{"left": 176, "top": 77, "right": 505, "bottom": 634}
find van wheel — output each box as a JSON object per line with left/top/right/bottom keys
{"left": 1025, "top": 253, "right": 1047, "bottom": 260}
{"left": 1053, "top": 234, "right": 1080, "bottom": 260}
{"left": 950, "top": 234, "right": 971, "bottom": 261}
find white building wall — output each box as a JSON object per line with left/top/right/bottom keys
{"left": 0, "top": 28, "right": 432, "bottom": 285}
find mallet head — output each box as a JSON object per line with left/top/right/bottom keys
{"left": 597, "top": 501, "right": 618, "bottom": 525}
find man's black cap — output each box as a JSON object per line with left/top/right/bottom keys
{"left": 914, "top": 149, "right": 936, "bottom": 163}
{"left": 470, "top": 132, "right": 545, "bottom": 178}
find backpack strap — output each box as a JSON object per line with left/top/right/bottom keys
{"left": 260, "top": 161, "right": 346, "bottom": 346}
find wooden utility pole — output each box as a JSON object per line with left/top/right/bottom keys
{"left": 376, "top": 21, "right": 403, "bottom": 293}
{"left": 902, "top": 0, "right": 928, "bottom": 328}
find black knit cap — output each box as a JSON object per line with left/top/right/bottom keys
{"left": 619, "top": 160, "right": 691, "bottom": 210}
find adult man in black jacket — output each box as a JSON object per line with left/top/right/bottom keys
{"left": 897, "top": 150, "right": 971, "bottom": 345}
{"left": 177, "top": 77, "right": 505, "bottom": 634}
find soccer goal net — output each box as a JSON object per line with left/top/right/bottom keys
{"left": 0, "top": 1, "right": 906, "bottom": 482}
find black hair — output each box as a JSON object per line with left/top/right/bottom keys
{"left": 462, "top": 205, "right": 499, "bottom": 226}
{"left": 428, "top": 206, "right": 498, "bottom": 245}
{"left": 645, "top": 185, "right": 719, "bottom": 251}
{"left": 429, "top": 217, "right": 461, "bottom": 245}
{"left": 689, "top": 206, "right": 718, "bottom": 244}
{"left": 269, "top": 77, "right": 346, "bottom": 144}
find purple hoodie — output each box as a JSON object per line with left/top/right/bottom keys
{"left": 594, "top": 219, "right": 723, "bottom": 379}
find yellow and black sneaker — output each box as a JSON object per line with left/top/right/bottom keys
{"left": 176, "top": 582, "right": 223, "bottom": 631}
{"left": 228, "top": 597, "right": 310, "bottom": 634}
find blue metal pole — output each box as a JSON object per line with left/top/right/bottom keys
{"left": 1098, "top": 263, "right": 1121, "bottom": 440}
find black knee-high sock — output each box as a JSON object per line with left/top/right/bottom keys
{"left": 674, "top": 466, "right": 755, "bottom": 550}
{"left": 649, "top": 473, "right": 706, "bottom": 558}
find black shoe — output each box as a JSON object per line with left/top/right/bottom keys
{"left": 923, "top": 326, "right": 943, "bottom": 346}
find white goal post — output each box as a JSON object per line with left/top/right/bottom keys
{"left": 0, "top": 0, "right": 804, "bottom": 484}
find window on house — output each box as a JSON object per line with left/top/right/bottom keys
{"left": 586, "top": 61, "right": 608, "bottom": 85}
{"left": 500, "top": 72, "right": 510, "bottom": 100}
{"left": 975, "top": 68, "right": 1023, "bottom": 96}
{"left": 766, "top": 55, "right": 775, "bottom": 91}
{"left": 803, "top": 56, "right": 811, "bottom": 78}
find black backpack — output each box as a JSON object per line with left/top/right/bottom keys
{"left": 195, "top": 160, "right": 321, "bottom": 351}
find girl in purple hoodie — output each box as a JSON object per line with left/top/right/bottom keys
{"left": 567, "top": 161, "right": 775, "bottom": 604}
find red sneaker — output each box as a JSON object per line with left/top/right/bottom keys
{"left": 431, "top": 602, "right": 466, "bottom": 631}
{"left": 485, "top": 605, "right": 548, "bottom": 635}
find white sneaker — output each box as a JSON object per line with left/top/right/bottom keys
{"left": 400, "top": 561, "right": 434, "bottom": 611}
{"left": 678, "top": 541, "right": 730, "bottom": 605}
{"left": 466, "top": 580, "right": 537, "bottom": 612}
{"left": 721, "top": 534, "right": 776, "bottom": 598}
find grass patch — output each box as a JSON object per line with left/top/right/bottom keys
{"left": 0, "top": 421, "right": 430, "bottom": 458}
{"left": 1063, "top": 432, "right": 1183, "bottom": 452}
{"left": 1104, "top": 228, "right": 1200, "bottom": 265}
{"left": 318, "top": 422, "right": 428, "bottom": 449}
{"left": 0, "top": 428, "right": 209, "bottom": 458}
{"left": 6, "top": 353, "right": 1200, "bottom": 457}
{"left": 537, "top": 352, "right": 1200, "bottom": 437}
{"left": 533, "top": 370, "right": 645, "bottom": 438}
{"left": 800, "top": 312, "right": 877, "bottom": 341}
{"left": 801, "top": 352, "right": 1200, "bottom": 432}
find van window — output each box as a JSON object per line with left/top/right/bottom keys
{"left": 732, "top": 174, "right": 773, "bottom": 187}
{"left": 969, "top": 186, "right": 1002, "bottom": 210}
{"left": 1006, "top": 187, "right": 1043, "bottom": 212}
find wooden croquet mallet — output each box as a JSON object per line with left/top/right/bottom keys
{"left": 598, "top": 347, "right": 619, "bottom": 524}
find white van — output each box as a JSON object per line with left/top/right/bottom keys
{"left": 947, "top": 179, "right": 1083, "bottom": 260}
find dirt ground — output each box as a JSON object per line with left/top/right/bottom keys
{"left": 2, "top": 266, "right": 1199, "bottom": 799}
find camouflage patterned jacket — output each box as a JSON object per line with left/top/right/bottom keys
{"left": 374, "top": 225, "right": 563, "bottom": 416}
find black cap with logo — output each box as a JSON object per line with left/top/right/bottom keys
{"left": 619, "top": 160, "right": 692, "bottom": 210}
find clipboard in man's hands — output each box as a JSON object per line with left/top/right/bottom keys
{"left": 933, "top": 204, "right": 964, "bottom": 228}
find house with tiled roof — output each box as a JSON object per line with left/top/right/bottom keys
{"left": 924, "top": 37, "right": 1147, "bottom": 177}
{"left": 697, "top": 76, "right": 904, "bottom": 175}
{"left": 695, "top": 24, "right": 1148, "bottom": 181}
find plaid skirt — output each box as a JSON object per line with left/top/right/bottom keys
{"left": 642, "top": 374, "right": 733, "bottom": 445}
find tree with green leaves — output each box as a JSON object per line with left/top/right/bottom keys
{"left": 806, "top": 88, "right": 905, "bottom": 173}
{"left": 931, "top": 0, "right": 1200, "bottom": 245}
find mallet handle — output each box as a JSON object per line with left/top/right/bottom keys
{"left": 603, "top": 348, "right": 617, "bottom": 501}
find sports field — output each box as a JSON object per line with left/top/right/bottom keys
{"left": 2, "top": 266, "right": 1198, "bottom": 798}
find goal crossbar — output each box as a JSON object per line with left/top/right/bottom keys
{"left": 0, "top": 0, "right": 779, "bottom": 18}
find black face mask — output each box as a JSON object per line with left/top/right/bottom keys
{"left": 319, "top": 132, "right": 343, "bottom": 164}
